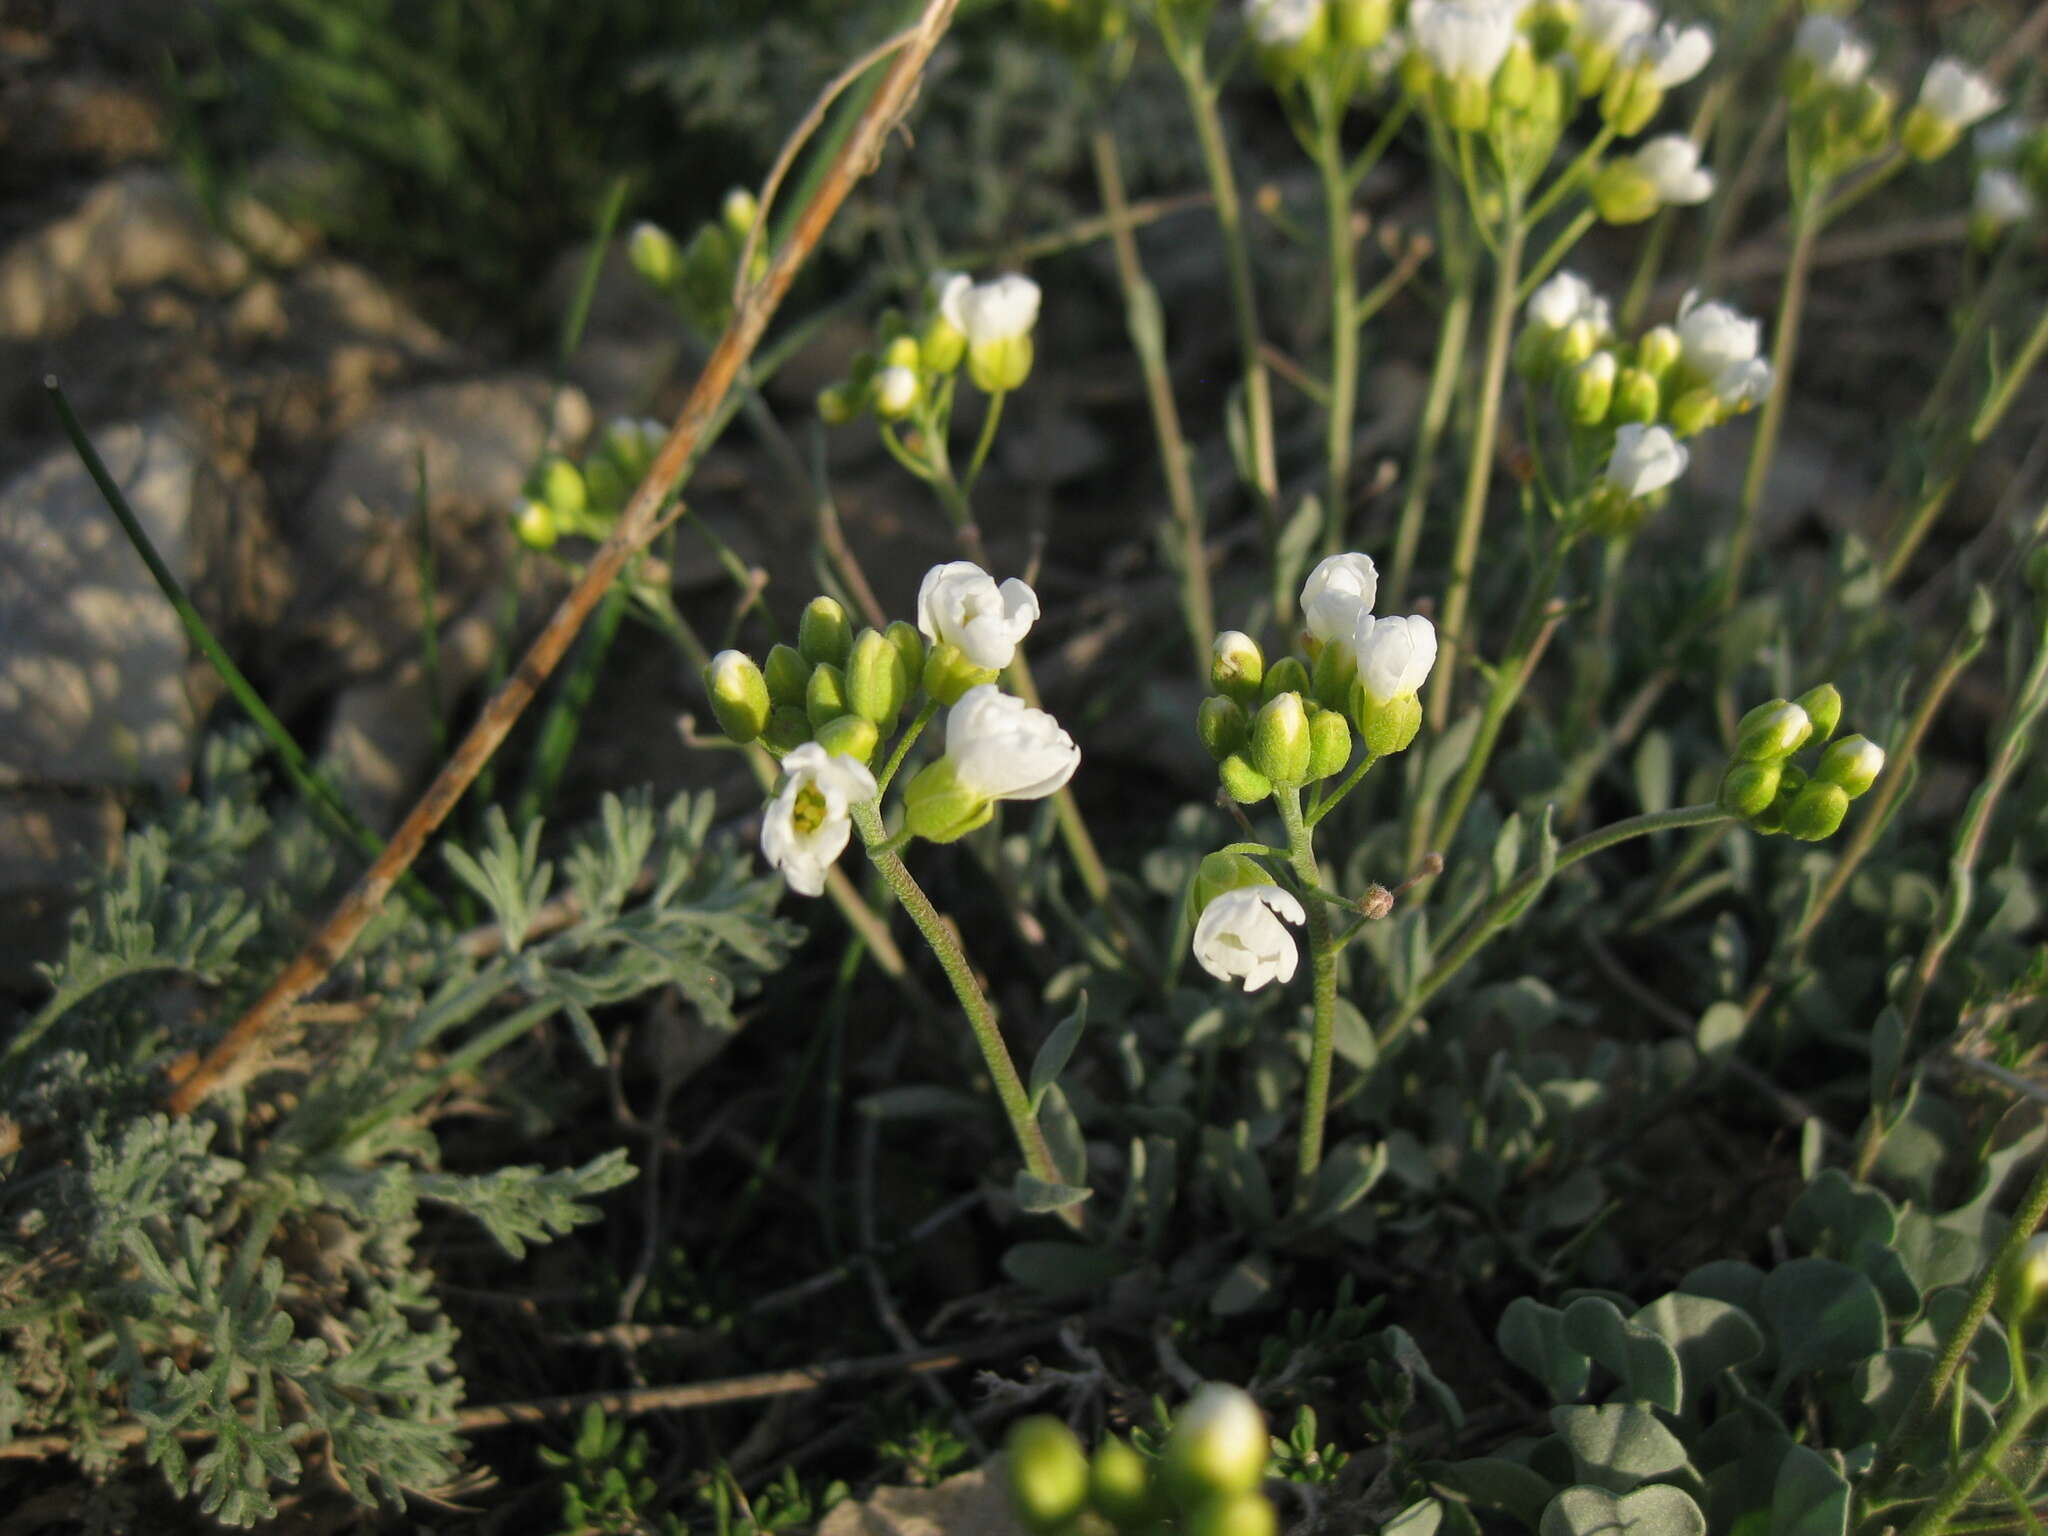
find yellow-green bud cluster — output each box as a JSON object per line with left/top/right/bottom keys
{"left": 629, "top": 188, "right": 766, "bottom": 335}
{"left": 1198, "top": 630, "right": 1364, "bottom": 804}
{"left": 702, "top": 595, "right": 925, "bottom": 767}
{"left": 1717, "top": 683, "right": 1882, "bottom": 840}
{"left": 1004, "top": 1385, "right": 1276, "bottom": 1536}
{"left": 1246, "top": 0, "right": 1394, "bottom": 91}
{"left": 512, "top": 419, "right": 667, "bottom": 550}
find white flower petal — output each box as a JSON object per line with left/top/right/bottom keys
{"left": 761, "top": 743, "right": 876, "bottom": 897}
{"left": 945, "top": 685, "right": 1080, "bottom": 802}
{"left": 957, "top": 274, "right": 1041, "bottom": 344}
{"left": 1300, "top": 552, "right": 1379, "bottom": 643}
{"left": 1603, "top": 423, "right": 1689, "bottom": 498}
{"left": 916, "top": 561, "right": 1041, "bottom": 670}
{"left": 1193, "top": 884, "right": 1306, "bottom": 992}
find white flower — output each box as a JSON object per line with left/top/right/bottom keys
{"left": 1602, "top": 423, "right": 1689, "bottom": 498}
{"left": 1246, "top": 0, "right": 1325, "bottom": 47}
{"left": 1619, "top": 20, "right": 1714, "bottom": 88}
{"left": 1631, "top": 135, "right": 1715, "bottom": 205}
{"left": 1409, "top": 0, "right": 1522, "bottom": 81}
{"left": 1350, "top": 612, "right": 1438, "bottom": 701}
{"left": 1793, "top": 14, "right": 1872, "bottom": 88}
{"left": 761, "top": 743, "right": 876, "bottom": 897}
{"left": 1525, "top": 270, "right": 1612, "bottom": 336}
{"left": 1976, "top": 117, "right": 2033, "bottom": 165}
{"left": 1713, "top": 356, "right": 1774, "bottom": 408}
{"left": 956, "top": 274, "right": 1041, "bottom": 344}
{"left": 1976, "top": 167, "right": 2037, "bottom": 228}
{"left": 917, "top": 561, "right": 1040, "bottom": 670}
{"left": 1578, "top": 0, "right": 1656, "bottom": 52}
{"left": 1675, "top": 290, "right": 1763, "bottom": 382}
{"left": 1193, "top": 884, "right": 1306, "bottom": 992}
{"left": 1919, "top": 58, "right": 2002, "bottom": 132}
{"left": 945, "top": 684, "right": 1080, "bottom": 801}
{"left": 1300, "top": 552, "right": 1379, "bottom": 644}
{"left": 930, "top": 270, "right": 971, "bottom": 333}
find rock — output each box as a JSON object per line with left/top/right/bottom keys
{"left": 0, "top": 168, "right": 251, "bottom": 340}
{"left": 544, "top": 243, "right": 690, "bottom": 419}
{"left": 0, "top": 788, "right": 125, "bottom": 987}
{"left": 0, "top": 416, "right": 201, "bottom": 790}
{"left": 816, "top": 1463, "right": 1028, "bottom": 1536}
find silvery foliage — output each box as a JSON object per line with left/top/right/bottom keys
{"left": 0, "top": 733, "right": 795, "bottom": 1525}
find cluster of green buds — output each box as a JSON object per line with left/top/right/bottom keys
{"left": 1200, "top": 554, "right": 1436, "bottom": 806}
{"left": 818, "top": 270, "right": 1042, "bottom": 430}
{"left": 513, "top": 417, "right": 666, "bottom": 551}
{"left": 628, "top": 187, "right": 765, "bottom": 336}
{"left": 1717, "top": 684, "right": 1885, "bottom": 841}
{"left": 1515, "top": 271, "right": 1774, "bottom": 537}
{"left": 700, "top": 562, "right": 1082, "bottom": 892}
{"left": 1005, "top": 1384, "right": 1278, "bottom": 1536}
{"left": 1242, "top": 0, "right": 1395, "bottom": 91}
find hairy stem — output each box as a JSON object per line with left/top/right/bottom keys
{"left": 1318, "top": 86, "right": 1360, "bottom": 557}
{"left": 1278, "top": 786, "right": 1341, "bottom": 1194}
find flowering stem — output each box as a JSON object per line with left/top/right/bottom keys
{"left": 1389, "top": 189, "right": 1474, "bottom": 607}
{"left": 1276, "top": 786, "right": 1340, "bottom": 1195}
{"left": 1317, "top": 85, "right": 1360, "bottom": 557}
{"left": 1087, "top": 123, "right": 1214, "bottom": 679}
{"left": 1723, "top": 201, "right": 1816, "bottom": 611}
{"left": 961, "top": 389, "right": 1006, "bottom": 495}
{"left": 1167, "top": 33, "right": 1281, "bottom": 543}
{"left": 851, "top": 800, "right": 1080, "bottom": 1229}
{"left": 1376, "top": 803, "right": 1733, "bottom": 1053}
{"left": 1306, "top": 751, "right": 1381, "bottom": 830}
{"left": 1433, "top": 212, "right": 1526, "bottom": 731}
{"left": 1523, "top": 123, "right": 1617, "bottom": 230}
{"left": 875, "top": 700, "right": 940, "bottom": 798}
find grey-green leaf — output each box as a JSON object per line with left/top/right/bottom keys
{"left": 1562, "top": 1297, "right": 1683, "bottom": 1414}
{"left": 1551, "top": 1404, "right": 1690, "bottom": 1494}
{"left": 1769, "top": 1445, "right": 1848, "bottom": 1536}
{"left": 1028, "top": 993, "right": 1087, "bottom": 1112}
{"left": 1539, "top": 1484, "right": 1706, "bottom": 1536}
{"left": 1500, "top": 1297, "right": 1591, "bottom": 1405}
{"left": 1760, "top": 1259, "right": 1887, "bottom": 1384}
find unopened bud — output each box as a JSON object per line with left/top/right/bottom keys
{"left": 1495, "top": 39, "right": 1539, "bottom": 111}
{"left": 1793, "top": 683, "right": 1843, "bottom": 743}
{"left": 806, "top": 662, "right": 849, "bottom": 730}
{"left": 1666, "top": 385, "right": 1723, "bottom": 438}
{"left": 1900, "top": 104, "right": 1956, "bottom": 163}
{"left": 922, "top": 640, "right": 999, "bottom": 706}
{"left": 1568, "top": 352, "right": 1619, "bottom": 424}
{"left": 2001, "top": 1233, "right": 2048, "bottom": 1323}
{"left": 515, "top": 500, "right": 558, "bottom": 551}
{"left": 1719, "top": 759, "right": 1781, "bottom": 819}
{"left": 1331, "top": 0, "right": 1392, "bottom": 49}
{"left": 1306, "top": 705, "right": 1353, "bottom": 780}
{"left": 1199, "top": 695, "right": 1250, "bottom": 762}
{"left": 814, "top": 712, "right": 879, "bottom": 766}
{"left": 1212, "top": 631, "right": 1266, "bottom": 707}
{"left": 1188, "top": 1494, "right": 1280, "bottom": 1536}
{"left": 1736, "top": 700, "right": 1813, "bottom": 761}
{"left": 704, "top": 650, "right": 772, "bottom": 744}
{"left": 1358, "top": 884, "right": 1395, "bottom": 920}
{"left": 1635, "top": 325, "right": 1682, "bottom": 380}
{"left": 1164, "top": 1384, "right": 1269, "bottom": 1503}
{"left": 1351, "top": 680, "right": 1422, "bottom": 757}
{"left": 885, "top": 620, "right": 925, "bottom": 696}
{"left": 798, "top": 596, "right": 853, "bottom": 668}
{"left": 1816, "top": 734, "right": 1884, "bottom": 797}
{"left": 874, "top": 365, "right": 920, "bottom": 420}
{"left": 847, "top": 628, "right": 908, "bottom": 730}
{"left": 1252, "top": 692, "right": 1312, "bottom": 786}
{"left": 763, "top": 705, "right": 811, "bottom": 756}
{"left": 1005, "top": 1417, "right": 1090, "bottom": 1534}
{"left": 1220, "top": 753, "right": 1274, "bottom": 804}
{"left": 969, "top": 334, "right": 1034, "bottom": 394}
{"left": 902, "top": 756, "right": 996, "bottom": 843}
{"left": 1192, "top": 851, "right": 1273, "bottom": 915}
{"left": 1591, "top": 161, "right": 1660, "bottom": 225}
{"left": 1090, "top": 1434, "right": 1161, "bottom": 1529}
{"left": 1261, "top": 655, "right": 1311, "bottom": 704}
{"left": 722, "top": 186, "right": 760, "bottom": 238}
{"left": 1785, "top": 779, "right": 1850, "bottom": 841}
{"left": 1612, "top": 366, "right": 1661, "bottom": 424}
{"left": 817, "top": 381, "right": 860, "bottom": 425}
{"left": 628, "top": 221, "right": 682, "bottom": 292}
{"left": 1310, "top": 635, "right": 1357, "bottom": 710}
{"left": 763, "top": 643, "right": 812, "bottom": 708}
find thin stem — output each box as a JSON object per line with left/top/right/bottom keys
{"left": 1723, "top": 203, "right": 1816, "bottom": 610}
{"left": 1377, "top": 804, "right": 1732, "bottom": 1052}
{"left": 1432, "top": 215, "right": 1526, "bottom": 730}
{"left": 1516, "top": 207, "right": 1598, "bottom": 303}
{"left": 1523, "top": 123, "right": 1617, "bottom": 230}
{"left": 1389, "top": 206, "right": 1475, "bottom": 608}
{"left": 876, "top": 700, "right": 941, "bottom": 799}
{"left": 1318, "top": 84, "right": 1360, "bottom": 557}
{"left": 1306, "top": 751, "right": 1380, "bottom": 829}
{"left": 1088, "top": 123, "right": 1213, "bottom": 678}
{"left": 1277, "top": 787, "right": 1340, "bottom": 1195}
{"left": 852, "top": 801, "right": 1080, "bottom": 1230}
{"left": 961, "top": 389, "right": 1006, "bottom": 494}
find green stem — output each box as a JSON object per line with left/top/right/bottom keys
{"left": 851, "top": 800, "right": 1079, "bottom": 1230}
{"left": 1389, "top": 208, "right": 1475, "bottom": 608}
{"left": 962, "top": 389, "right": 1006, "bottom": 494}
{"left": 1516, "top": 207, "right": 1598, "bottom": 304}
{"left": 1306, "top": 751, "right": 1380, "bottom": 830}
{"left": 1318, "top": 84, "right": 1360, "bottom": 558}
{"left": 1432, "top": 215, "right": 1526, "bottom": 730}
{"left": 1724, "top": 203, "right": 1816, "bottom": 610}
{"left": 1088, "top": 123, "right": 1213, "bottom": 679}
{"left": 1523, "top": 123, "right": 1617, "bottom": 230}
{"left": 1277, "top": 786, "right": 1340, "bottom": 1195}
{"left": 1377, "top": 804, "right": 1732, "bottom": 1051}
{"left": 876, "top": 700, "right": 941, "bottom": 798}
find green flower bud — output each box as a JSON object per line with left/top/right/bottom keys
{"left": 1164, "top": 1385, "right": 1269, "bottom": 1504}
{"left": 1350, "top": 679, "right": 1422, "bottom": 757}
{"left": 1211, "top": 631, "right": 1266, "bottom": 708}
{"left": 1573, "top": 39, "right": 1620, "bottom": 99}
{"left": 722, "top": 186, "right": 760, "bottom": 239}
{"left": 1090, "top": 1434, "right": 1161, "bottom": 1529}
{"left": 969, "top": 334, "right": 1034, "bottom": 394}
{"left": 515, "top": 500, "right": 558, "bottom": 551}
{"left": 798, "top": 596, "right": 853, "bottom": 668}
{"left": 1568, "top": 352, "right": 1618, "bottom": 424}
{"left": 1611, "top": 366, "right": 1661, "bottom": 425}
{"left": 1785, "top": 779, "right": 1850, "bottom": 841}
{"left": 1666, "top": 385, "right": 1723, "bottom": 438}
{"left": 1554, "top": 316, "right": 1600, "bottom": 371}
{"left": 1599, "top": 65, "right": 1663, "bottom": 137}
{"left": 814, "top": 712, "right": 879, "bottom": 766}
{"left": 764, "top": 643, "right": 812, "bottom": 708}
{"left": 1398, "top": 48, "right": 1437, "bottom": 102}
{"left": 2000, "top": 1234, "right": 2048, "bottom": 1323}
{"left": 1186, "top": 1494, "right": 1279, "bottom": 1536}
{"left": 679, "top": 222, "right": 737, "bottom": 331}
{"left": 1310, "top": 636, "right": 1356, "bottom": 711}
{"left": 1005, "top": 1417, "right": 1090, "bottom": 1534}
{"left": 903, "top": 757, "right": 996, "bottom": 843}
{"left": 1970, "top": 583, "right": 1997, "bottom": 637}
{"left": 1737, "top": 700, "right": 1812, "bottom": 761}
{"left": 923, "top": 316, "right": 967, "bottom": 374}
{"left": 1260, "top": 655, "right": 1311, "bottom": 705}
{"left": 1793, "top": 683, "right": 1843, "bottom": 743}
{"left": 535, "top": 455, "right": 587, "bottom": 520}
{"left": 1718, "top": 759, "right": 1781, "bottom": 819}
{"left": 1219, "top": 753, "right": 1273, "bottom": 805}
{"left": 582, "top": 454, "right": 626, "bottom": 513}
{"left": 703, "top": 650, "right": 771, "bottom": 744}
{"left": 1331, "top": 0, "right": 1392, "bottom": 49}
{"left": 1192, "top": 851, "right": 1274, "bottom": 915}
{"left": 817, "top": 381, "right": 861, "bottom": 425}
{"left": 886, "top": 620, "right": 926, "bottom": 696}
{"left": 1816, "top": 734, "right": 1884, "bottom": 798}
{"left": 1494, "top": 39, "right": 1539, "bottom": 111}
{"left": 923, "top": 640, "right": 999, "bottom": 706}
{"left": 1251, "top": 693, "right": 1312, "bottom": 786}
{"left": 883, "top": 334, "right": 921, "bottom": 372}
{"left": 763, "top": 705, "right": 811, "bottom": 756}
{"left": 628, "top": 221, "right": 682, "bottom": 292}
{"left": 1850, "top": 80, "right": 1897, "bottom": 148}
{"left": 1306, "top": 706, "right": 1353, "bottom": 781}
{"left": 1635, "top": 325, "right": 1682, "bottom": 380}
{"left": 1591, "top": 161, "right": 1660, "bottom": 224}
{"left": 1198, "top": 695, "right": 1250, "bottom": 763}
{"left": 1438, "top": 72, "right": 1492, "bottom": 132}
{"left": 874, "top": 365, "right": 921, "bottom": 420}
{"left": 1900, "top": 104, "right": 1956, "bottom": 162}
{"left": 847, "top": 628, "right": 907, "bottom": 730}
{"left": 806, "top": 662, "right": 849, "bottom": 730}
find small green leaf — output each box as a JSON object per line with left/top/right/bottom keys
{"left": 1561, "top": 1297, "right": 1683, "bottom": 1414}
{"left": 1500, "top": 1298, "right": 1591, "bottom": 1405}
{"left": 1631, "top": 1293, "right": 1765, "bottom": 1416}
{"left": 1001, "top": 1241, "right": 1127, "bottom": 1296}
{"left": 1769, "top": 1445, "right": 1847, "bottom": 1536}
{"left": 1541, "top": 1485, "right": 1706, "bottom": 1536}
{"left": 1210, "top": 1250, "right": 1278, "bottom": 1316}
{"left": 1386, "top": 1498, "right": 1446, "bottom": 1536}
{"left": 1695, "top": 1002, "right": 1745, "bottom": 1067}
{"left": 1551, "top": 1404, "right": 1690, "bottom": 1494}
{"left": 1429, "top": 1458, "right": 1555, "bottom": 1528}
{"left": 1012, "top": 1172, "right": 1092, "bottom": 1214}
{"left": 1028, "top": 993, "right": 1087, "bottom": 1112}
{"left": 1760, "top": 1259, "right": 1886, "bottom": 1385}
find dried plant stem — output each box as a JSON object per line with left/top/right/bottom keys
{"left": 163, "top": 0, "right": 964, "bottom": 1116}
{"left": 1087, "top": 123, "right": 1214, "bottom": 676}
{"left": 1432, "top": 216, "right": 1525, "bottom": 731}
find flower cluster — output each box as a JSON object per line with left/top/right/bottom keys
{"left": 1716, "top": 683, "right": 1885, "bottom": 841}
{"left": 512, "top": 417, "right": 666, "bottom": 551}
{"left": 1006, "top": 1385, "right": 1276, "bottom": 1536}
{"left": 819, "top": 270, "right": 1043, "bottom": 427}
{"left": 1516, "top": 271, "right": 1773, "bottom": 537}
{"left": 700, "top": 562, "right": 1079, "bottom": 895}
{"left": 1782, "top": 13, "right": 2000, "bottom": 184}
{"left": 629, "top": 187, "right": 764, "bottom": 336}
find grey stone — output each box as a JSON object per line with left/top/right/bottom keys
{"left": 0, "top": 416, "right": 201, "bottom": 791}
{"left": 815, "top": 1463, "right": 1027, "bottom": 1536}
{"left": 0, "top": 169, "right": 250, "bottom": 340}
